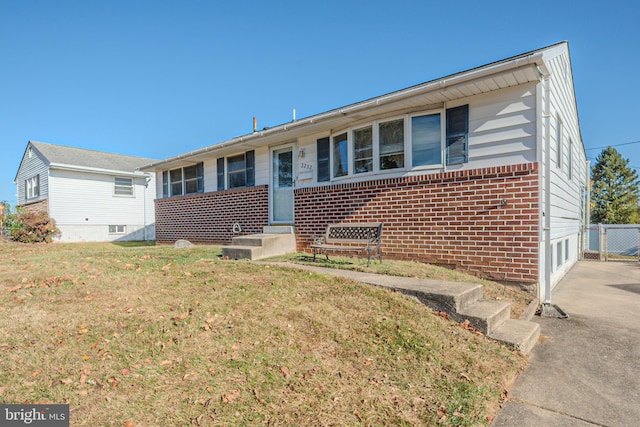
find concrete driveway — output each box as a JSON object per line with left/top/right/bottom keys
{"left": 492, "top": 260, "right": 640, "bottom": 426}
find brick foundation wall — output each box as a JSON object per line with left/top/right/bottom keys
{"left": 295, "top": 163, "right": 540, "bottom": 284}
{"left": 155, "top": 185, "right": 269, "bottom": 244}
{"left": 19, "top": 198, "right": 49, "bottom": 214}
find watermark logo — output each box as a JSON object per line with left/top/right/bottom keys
{"left": 0, "top": 405, "right": 69, "bottom": 426}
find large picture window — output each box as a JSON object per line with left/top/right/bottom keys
{"left": 162, "top": 162, "right": 204, "bottom": 197}
{"left": 411, "top": 113, "right": 441, "bottom": 167}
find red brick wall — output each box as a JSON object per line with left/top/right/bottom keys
{"left": 295, "top": 163, "right": 540, "bottom": 284}
{"left": 19, "top": 198, "right": 49, "bottom": 214}
{"left": 155, "top": 185, "right": 269, "bottom": 244}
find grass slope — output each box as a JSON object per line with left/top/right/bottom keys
{"left": 0, "top": 242, "right": 526, "bottom": 426}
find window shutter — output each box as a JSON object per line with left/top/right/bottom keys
{"left": 446, "top": 104, "right": 469, "bottom": 165}
{"left": 217, "top": 158, "right": 225, "bottom": 190}
{"left": 245, "top": 150, "right": 255, "bottom": 187}
{"left": 317, "top": 137, "right": 330, "bottom": 182}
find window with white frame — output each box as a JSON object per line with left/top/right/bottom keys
{"left": 411, "top": 112, "right": 442, "bottom": 167}
{"left": 317, "top": 105, "right": 468, "bottom": 180}
{"left": 353, "top": 126, "right": 373, "bottom": 173}
{"left": 556, "top": 241, "right": 563, "bottom": 268}
{"left": 114, "top": 177, "right": 133, "bottom": 196}
{"left": 333, "top": 133, "right": 348, "bottom": 178}
{"left": 25, "top": 175, "right": 40, "bottom": 200}
{"left": 108, "top": 225, "right": 126, "bottom": 234}
{"left": 379, "top": 118, "right": 404, "bottom": 170}
{"left": 216, "top": 151, "right": 255, "bottom": 190}
{"left": 162, "top": 162, "right": 204, "bottom": 197}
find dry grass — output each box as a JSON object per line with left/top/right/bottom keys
{"left": 0, "top": 242, "right": 526, "bottom": 426}
{"left": 268, "top": 253, "right": 535, "bottom": 319}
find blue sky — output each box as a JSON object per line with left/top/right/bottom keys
{"left": 1, "top": 0, "right": 639, "bottom": 204}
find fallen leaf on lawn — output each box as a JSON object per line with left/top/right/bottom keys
{"left": 82, "top": 355, "right": 90, "bottom": 361}
{"left": 7, "top": 286, "right": 22, "bottom": 292}
{"left": 460, "top": 319, "right": 483, "bottom": 335}
{"left": 184, "top": 272, "right": 194, "bottom": 277}
{"left": 123, "top": 421, "right": 136, "bottom": 427}
{"left": 172, "top": 312, "right": 189, "bottom": 321}
{"left": 161, "top": 263, "right": 173, "bottom": 271}
{"left": 280, "top": 366, "right": 291, "bottom": 378}
{"left": 221, "top": 389, "right": 241, "bottom": 403}
{"left": 252, "top": 388, "right": 266, "bottom": 405}
{"left": 160, "top": 360, "right": 173, "bottom": 366}
{"left": 435, "top": 311, "right": 450, "bottom": 320}
{"left": 31, "top": 369, "right": 43, "bottom": 378}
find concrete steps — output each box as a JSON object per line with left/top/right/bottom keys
{"left": 402, "top": 280, "right": 540, "bottom": 354}
{"left": 222, "top": 226, "right": 296, "bottom": 261}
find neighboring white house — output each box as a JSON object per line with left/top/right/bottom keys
{"left": 141, "top": 41, "right": 587, "bottom": 304}
{"left": 14, "top": 141, "right": 157, "bottom": 242}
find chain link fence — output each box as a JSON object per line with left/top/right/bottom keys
{"left": 584, "top": 224, "right": 640, "bottom": 261}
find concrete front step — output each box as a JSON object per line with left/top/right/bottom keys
{"left": 488, "top": 319, "right": 541, "bottom": 355}
{"left": 222, "top": 232, "right": 296, "bottom": 261}
{"left": 457, "top": 300, "right": 512, "bottom": 335}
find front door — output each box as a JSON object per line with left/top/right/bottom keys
{"left": 272, "top": 146, "right": 294, "bottom": 223}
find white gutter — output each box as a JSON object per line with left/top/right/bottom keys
{"left": 140, "top": 51, "right": 547, "bottom": 171}
{"left": 49, "top": 163, "right": 150, "bottom": 178}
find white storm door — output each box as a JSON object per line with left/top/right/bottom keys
{"left": 272, "top": 146, "right": 294, "bottom": 223}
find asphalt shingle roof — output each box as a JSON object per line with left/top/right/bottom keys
{"left": 29, "top": 141, "right": 157, "bottom": 172}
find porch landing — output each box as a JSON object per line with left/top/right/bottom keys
{"left": 222, "top": 226, "right": 296, "bottom": 261}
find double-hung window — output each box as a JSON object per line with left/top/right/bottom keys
{"left": 114, "top": 177, "right": 133, "bottom": 196}
{"left": 216, "top": 150, "right": 255, "bottom": 190}
{"left": 25, "top": 175, "right": 40, "bottom": 200}
{"left": 333, "top": 133, "right": 348, "bottom": 178}
{"left": 162, "top": 162, "right": 204, "bottom": 197}
{"left": 379, "top": 118, "right": 405, "bottom": 170}
{"left": 353, "top": 126, "right": 373, "bottom": 174}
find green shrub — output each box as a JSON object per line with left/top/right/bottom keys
{"left": 7, "top": 210, "right": 61, "bottom": 243}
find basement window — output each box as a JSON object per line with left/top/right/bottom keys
{"left": 109, "top": 225, "right": 126, "bottom": 234}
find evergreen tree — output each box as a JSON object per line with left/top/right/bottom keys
{"left": 591, "top": 147, "right": 640, "bottom": 224}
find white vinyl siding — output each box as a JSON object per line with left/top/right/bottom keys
{"left": 15, "top": 144, "right": 49, "bottom": 204}
{"left": 48, "top": 169, "right": 156, "bottom": 241}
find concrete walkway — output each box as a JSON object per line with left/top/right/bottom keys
{"left": 492, "top": 260, "right": 640, "bottom": 426}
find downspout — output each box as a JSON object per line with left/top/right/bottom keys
{"left": 543, "top": 73, "right": 553, "bottom": 305}
{"left": 143, "top": 174, "right": 151, "bottom": 241}
{"left": 540, "top": 67, "right": 568, "bottom": 318}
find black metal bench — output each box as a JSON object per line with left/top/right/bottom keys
{"left": 311, "top": 223, "right": 383, "bottom": 266}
